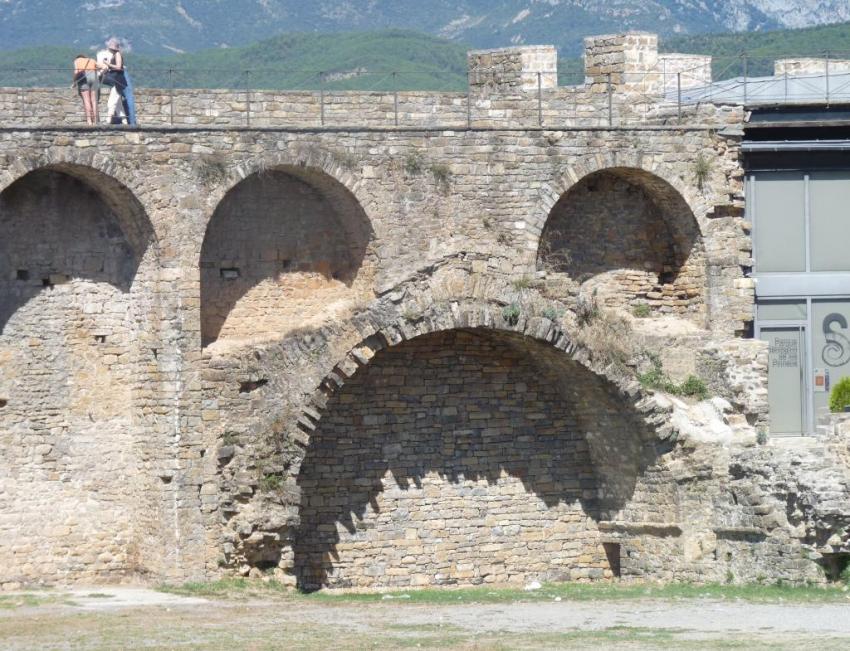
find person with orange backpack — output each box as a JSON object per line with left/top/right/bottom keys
{"left": 71, "top": 54, "right": 103, "bottom": 125}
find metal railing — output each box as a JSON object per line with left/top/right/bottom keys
{"left": 2, "top": 51, "right": 850, "bottom": 129}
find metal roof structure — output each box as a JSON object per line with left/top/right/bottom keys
{"left": 672, "top": 71, "right": 850, "bottom": 107}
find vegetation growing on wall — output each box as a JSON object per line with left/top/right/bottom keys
{"left": 829, "top": 377, "right": 850, "bottom": 413}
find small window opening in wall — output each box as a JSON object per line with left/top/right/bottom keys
{"left": 16, "top": 269, "right": 29, "bottom": 281}
{"left": 0, "top": 398, "right": 7, "bottom": 409}
{"left": 821, "top": 552, "right": 850, "bottom": 583}
{"left": 42, "top": 274, "right": 69, "bottom": 288}
{"left": 603, "top": 542, "right": 621, "bottom": 578}
{"left": 151, "top": 348, "right": 158, "bottom": 359}
{"left": 220, "top": 267, "right": 240, "bottom": 280}
{"left": 94, "top": 335, "right": 107, "bottom": 344}
{"left": 239, "top": 379, "right": 268, "bottom": 394}
{"left": 281, "top": 259, "right": 292, "bottom": 271}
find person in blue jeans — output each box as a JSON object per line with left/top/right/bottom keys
{"left": 100, "top": 38, "right": 136, "bottom": 125}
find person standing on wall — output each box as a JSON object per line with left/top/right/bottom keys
{"left": 101, "top": 37, "right": 131, "bottom": 125}
{"left": 71, "top": 54, "right": 102, "bottom": 125}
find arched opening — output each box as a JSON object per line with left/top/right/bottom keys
{"left": 200, "top": 167, "right": 374, "bottom": 348}
{"left": 537, "top": 168, "right": 705, "bottom": 324}
{"left": 0, "top": 166, "right": 158, "bottom": 584}
{"left": 293, "top": 328, "right": 665, "bottom": 591}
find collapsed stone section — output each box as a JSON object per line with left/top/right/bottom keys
{"left": 294, "top": 329, "right": 662, "bottom": 590}
{"left": 538, "top": 168, "right": 706, "bottom": 323}
{"left": 0, "top": 168, "right": 159, "bottom": 586}
{"left": 200, "top": 167, "right": 374, "bottom": 347}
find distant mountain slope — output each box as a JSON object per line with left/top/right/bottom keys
{"left": 2, "top": 1, "right": 850, "bottom": 56}
{"left": 661, "top": 19, "right": 850, "bottom": 77}
{"left": 5, "top": 21, "right": 850, "bottom": 91}
{"left": 0, "top": 31, "right": 470, "bottom": 91}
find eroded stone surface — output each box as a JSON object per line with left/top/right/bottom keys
{"left": 0, "top": 32, "right": 847, "bottom": 591}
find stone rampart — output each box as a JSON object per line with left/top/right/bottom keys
{"left": 0, "top": 33, "right": 717, "bottom": 129}
{"left": 0, "top": 31, "right": 848, "bottom": 592}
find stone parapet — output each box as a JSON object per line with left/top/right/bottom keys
{"left": 774, "top": 58, "right": 850, "bottom": 77}
{"left": 657, "top": 54, "right": 713, "bottom": 93}
{"left": 0, "top": 84, "right": 741, "bottom": 130}
{"left": 468, "top": 45, "right": 558, "bottom": 93}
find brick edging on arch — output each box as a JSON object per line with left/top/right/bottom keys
{"left": 292, "top": 298, "right": 675, "bottom": 446}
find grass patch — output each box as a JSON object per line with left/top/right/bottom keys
{"left": 305, "top": 581, "right": 850, "bottom": 605}
{"left": 0, "top": 592, "right": 76, "bottom": 609}
{"left": 157, "top": 577, "right": 292, "bottom": 598}
{"left": 632, "top": 302, "right": 651, "bottom": 318}
{"left": 157, "top": 579, "right": 850, "bottom": 605}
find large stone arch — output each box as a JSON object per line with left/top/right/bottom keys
{"left": 536, "top": 165, "right": 707, "bottom": 325}
{"left": 0, "top": 163, "right": 162, "bottom": 586}
{"left": 199, "top": 160, "right": 376, "bottom": 348}
{"left": 274, "top": 302, "right": 678, "bottom": 591}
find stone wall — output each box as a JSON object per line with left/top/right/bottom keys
{"left": 0, "top": 168, "right": 163, "bottom": 585}
{"left": 0, "top": 117, "right": 759, "bottom": 588}
{"left": 200, "top": 168, "right": 375, "bottom": 347}
{"left": 538, "top": 168, "right": 706, "bottom": 323}
{"left": 0, "top": 30, "right": 846, "bottom": 592}
{"left": 468, "top": 46, "right": 558, "bottom": 92}
{"left": 296, "top": 330, "right": 618, "bottom": 589}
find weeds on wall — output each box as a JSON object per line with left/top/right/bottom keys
{"left": 194, "top": 154, "right": 229, "bottom": 187}
{"left": 430, "top": 163, "right": 452, "bottom": 193}
{"left": 542, "top": 305, "right": 563, "bottom": 321}
{"left": 502, "top": 303, "right": 521, "bottom": 326}
{"left": 692, "top": 153, "right": 713, "bottom": 191}
{"left": 536, "top": 227, "right": 573, "bottom": 274}
{"left": 574, "top": 303, "right": 635, "bottom": 374}
{"left": 638, "top": 352, "right": 708, "bottom": 400}
{"left": 632, "top": 303, "right": 651, "bottom": 318}
{"left": 829, "top": 377, "right": 850, "bottom": 413}
{"left": 404, "top": 152, "right": 424, "bottom": 176}
{"left": 258, "top": 472, "right": 284, "bottom": 492}
{"left": 511, "top": 276, "right": 537, "bottom": 291}
{"left": 575, "top": 291, "right": 600, "bottom": 327}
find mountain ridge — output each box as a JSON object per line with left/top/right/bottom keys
{"left": 3, "top": 1, "right": 850, "bottom": 56}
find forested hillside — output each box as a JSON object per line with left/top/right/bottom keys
{"left": 4, "top": 21, "right": 850, "bottom": 90}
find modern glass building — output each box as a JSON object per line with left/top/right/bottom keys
{"left": 745, "top": 108, "right": 850, "bottom": 434}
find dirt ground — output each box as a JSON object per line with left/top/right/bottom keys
{"left": 2, "top": 586, "right": 850, "bottom": 650}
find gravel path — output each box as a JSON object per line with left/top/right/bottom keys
{"left": 2, "top": 586, "right": 850, "bottom": 649}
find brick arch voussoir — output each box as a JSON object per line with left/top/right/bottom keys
{"left": 292, "top": 299, "right": 666, "bottom": 451}
{"left": 208, "top": 150, "right": 368, "bottom": 216}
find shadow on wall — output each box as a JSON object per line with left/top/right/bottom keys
{"left": 538, "top": 168, "right": 705, "bottom": 320}
{"left": 199, "top": 167, "right": 373, "bottom": 347}
{"left": 0, "top": 167, "right": 153, "bottom": 333}
{"left": 293, "top": 329, "right": 665, "bottom": 591}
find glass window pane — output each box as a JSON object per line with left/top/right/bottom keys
{"left": 810, "top": 172, "right": 850, "bottom": 272}
{"left": 812, "top": 300, "right": 850, "bottom": 420}
{"left": 757, "top": 300, "right": 807, "bottom": 321}
{"left": 753, "top": 173, "right": 806, "bottom": 273}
